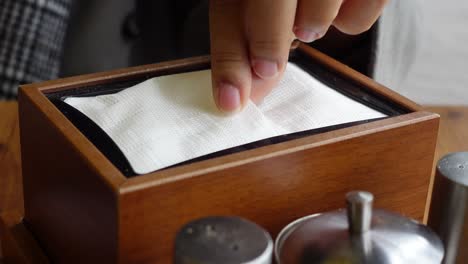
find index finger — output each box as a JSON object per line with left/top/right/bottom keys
{"left": 210, "top": 0, "right": 252, "bottom": 113}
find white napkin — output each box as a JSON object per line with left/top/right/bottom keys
{"left": 65, "top": 63, "right": 386, "bottom": 174}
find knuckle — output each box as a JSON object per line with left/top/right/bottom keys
{"left": 249, "top": 36, "right": 285, "bottom": 56}
{"left": 305, "top": 15, "right": 337, "bottom": 27}
{"left": 211, "top": 51, "right": 244, "bottom": 66}
{"left": 296, "top": 3, "right": 340, "bottom": 28}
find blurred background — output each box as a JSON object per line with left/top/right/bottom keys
{"left": 0, "top": 0, "right": 467, "bottom": 104}
{"left": 398, "top": 0, "right": 468, "bottom": 105}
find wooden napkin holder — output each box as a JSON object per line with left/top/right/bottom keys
{"left": 9, "top": 44, "right": 438, "bottom": 263}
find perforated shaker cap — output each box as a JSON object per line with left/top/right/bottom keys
{"left": 175, "top": 216, "right": 273, "bottom": 264}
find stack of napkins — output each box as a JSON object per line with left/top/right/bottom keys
{"left": 65, "top": 63, "right": 386, "bottom": 174}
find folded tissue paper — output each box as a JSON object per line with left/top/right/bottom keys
{"left": 65, "top": 63, "right": 386, "bottom": 174}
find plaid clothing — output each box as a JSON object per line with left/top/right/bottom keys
{"left": 0, "top": 0, "right": 72, "bottom": 100}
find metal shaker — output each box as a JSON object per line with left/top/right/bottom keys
{"left": 428, "top": 152, "right": 468, "bottom": 264}
{"left": 174, "top": 216, "right": 273, "bottom": 264}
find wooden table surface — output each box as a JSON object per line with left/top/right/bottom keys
{"left": 1, "top": 102, "right": 468, "bottom": 260}
{"left": 0, "top": 102, "right": 23, "bottom": 216}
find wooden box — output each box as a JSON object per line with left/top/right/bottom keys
{"left": 16, "top": 44, "right": 439, "bottom": 263}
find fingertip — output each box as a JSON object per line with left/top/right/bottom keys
{"left": 249, "top": 73, "right": 281, "bottom": 104}
{"left": 293, "top": 26, "right": 325, "bottom": 43}
{"left": 332, "top": 19, "right": 371, "bottom": 35}
{"left": 251, "top": 59, "right": 279, "bottom": 79}
{"left": 215, "top": 81, "right": 242, "bottom": 113}
{"left": 333, "top": 0, "right": 388, "bottom": 35}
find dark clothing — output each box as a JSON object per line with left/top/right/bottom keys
{"left": 0, "top": 0, "right": 72, "bottom": 99}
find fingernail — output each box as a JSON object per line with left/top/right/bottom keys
{"left": 252, "top": 59, "right": 278, "bottom": 79}
{"left": 294, "top": 27, "right": 325, "bottom": 43}
{"left": 217, "top": 82, "right": 241, "bottom": 112}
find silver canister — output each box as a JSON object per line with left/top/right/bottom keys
{"left": 275, "top": 191, "right": 444, "bottom": 264}
{"left": 428, "top": 152, "right": 468, "bottom": 264}
{"left": 174, "top": 216, "right": 273, "bottom": 264}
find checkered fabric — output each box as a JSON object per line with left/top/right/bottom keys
{"left": 0, "top": 0, "right": 72, "bottom": 100}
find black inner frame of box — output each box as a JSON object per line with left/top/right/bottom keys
{"left": 45, "top": 50, "right": 411, "bottom": 177}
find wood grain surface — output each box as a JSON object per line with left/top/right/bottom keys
{"left": 1, "top": 104, "right": 467, "bottom": 262}
{"left": 0, "top": 102, "right": 23, "bottom": 215}
{"left": 0, "top": 102, "right": 22, "bottom": 262}
{"left": 0, "top": 211, "right": 49, "bottom": 264}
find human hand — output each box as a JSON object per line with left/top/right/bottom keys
{"left": 209, "top": 0, "right": 388, "bottom": 112}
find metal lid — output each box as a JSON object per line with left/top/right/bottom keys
{"left": 175, "top": 216, "right": 273, "bottom": 264}
{"left": 437, "top": 152, "right": 468, "bottom": 186}
{"left": 277, "top": 191, "right": 444, "bottom": 264}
